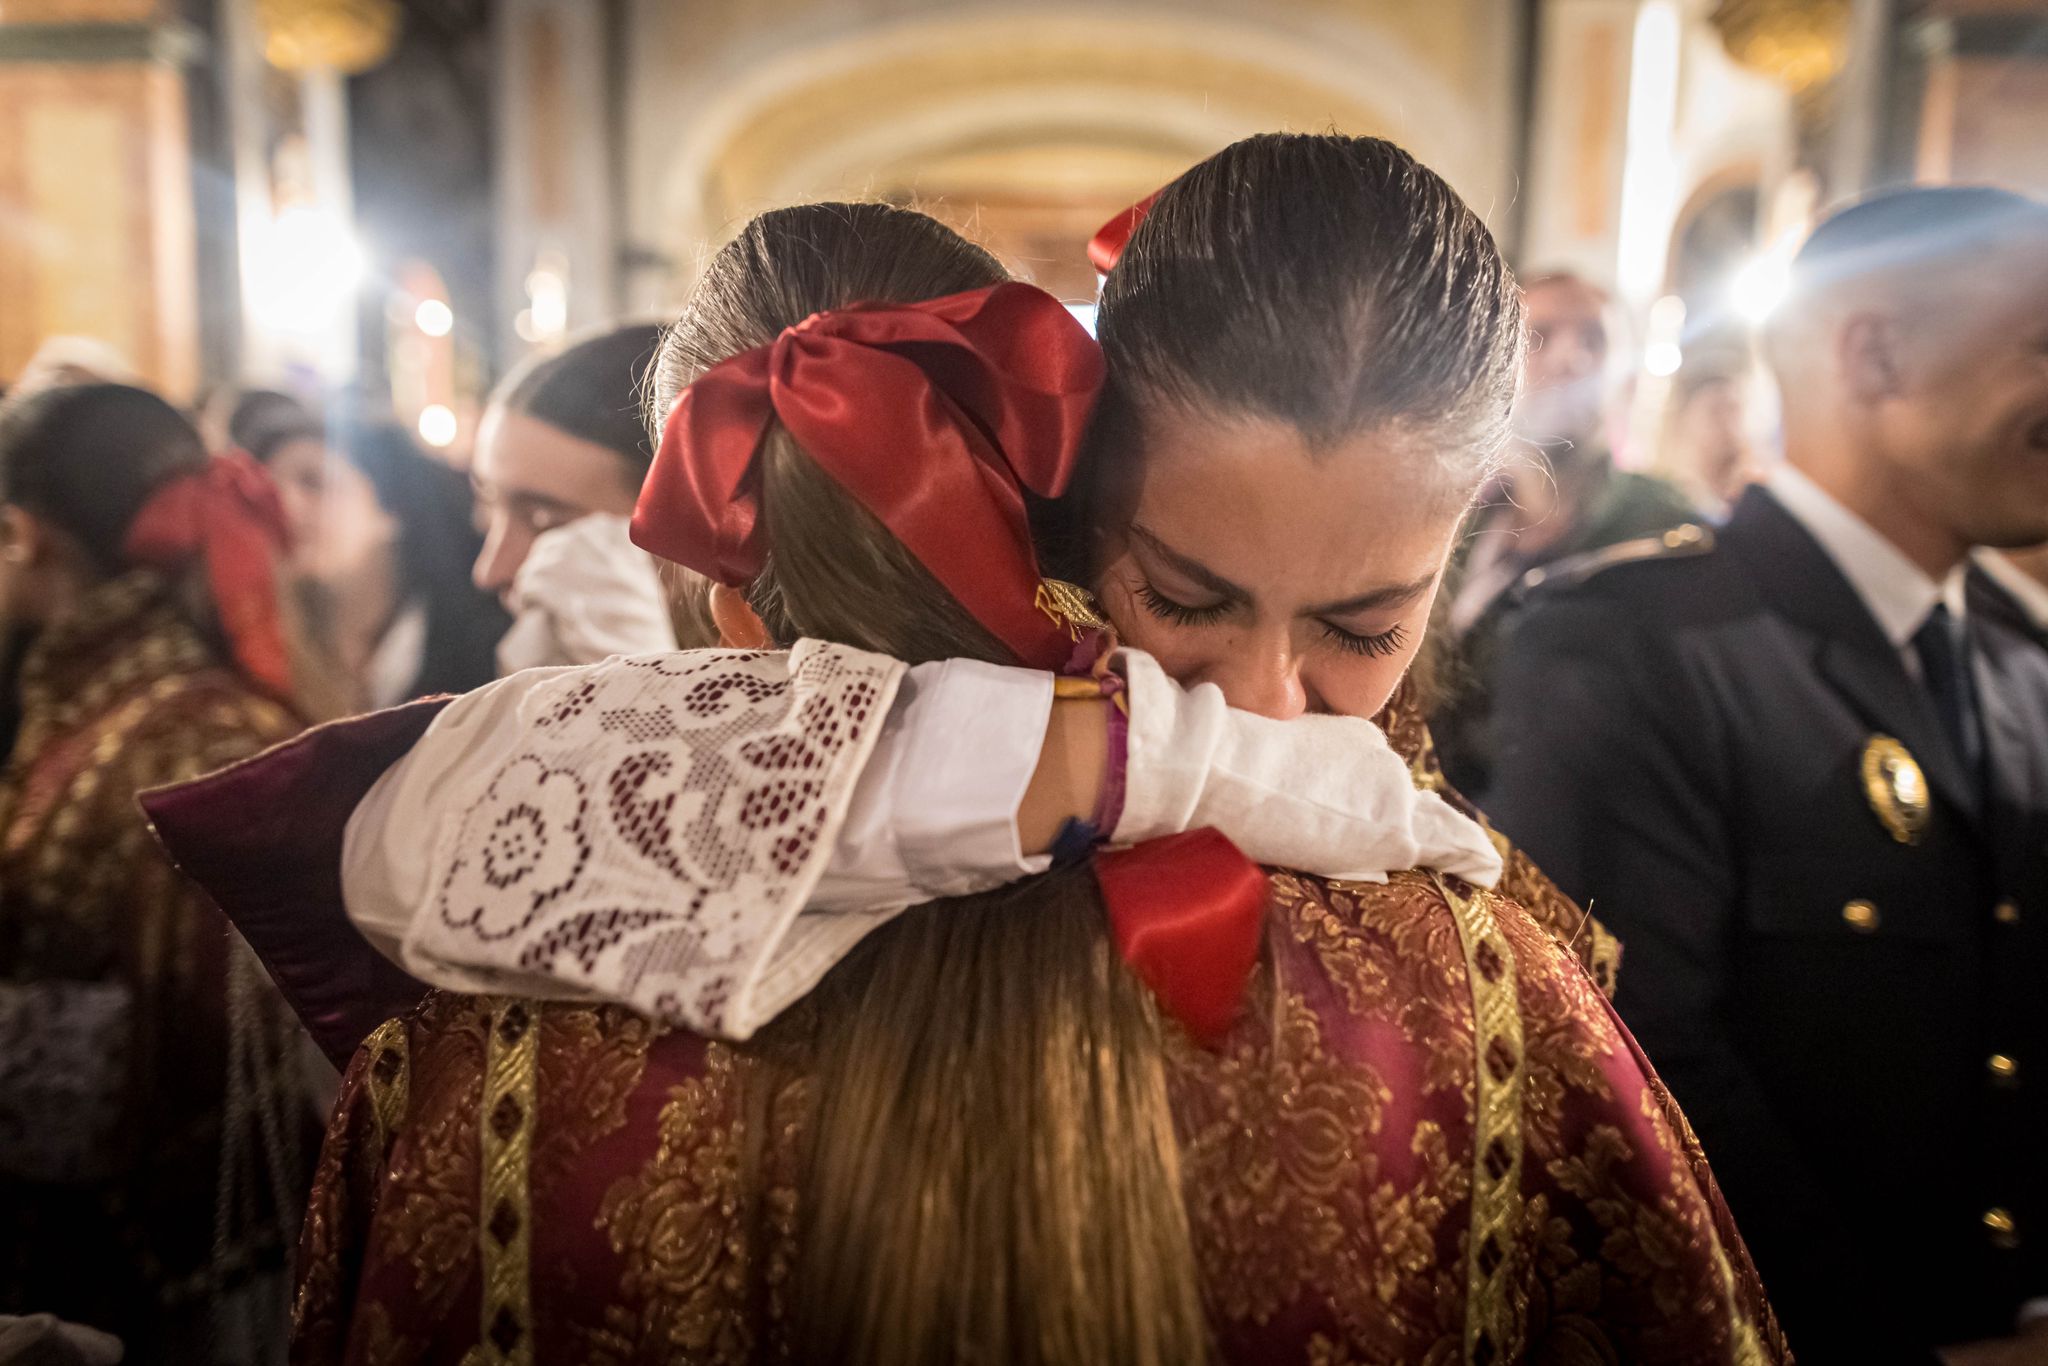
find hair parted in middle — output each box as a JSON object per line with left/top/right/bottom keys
{"left": 1099, "top": 132, "right": 1525, "bottom": 484}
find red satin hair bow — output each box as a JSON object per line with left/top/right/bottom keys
{"left": 1097, "top": 828, "right": 1269, "bottom": 1047}
{"left": 633, "top": 282, "right": 1105, "bottom": 671}
{"left": 123, "top": 451, "right": 294, "bottom": 699}
{"left": 1087, "top": 190, "right": 1163, "bottom": 275}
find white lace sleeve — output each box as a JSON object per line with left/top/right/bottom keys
{"left": 395, "top": 640, "right": 906, "bottom": 1038}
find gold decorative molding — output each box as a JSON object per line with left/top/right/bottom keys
{"left": 254, "top": 0, "right": 397, "bottom": 74}
{"left": 1711, "top": 0, "right": 1854, "bottom": 94}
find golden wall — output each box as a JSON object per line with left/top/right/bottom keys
{"left": 0, "top": 14, "right": 197, "bottom": 396}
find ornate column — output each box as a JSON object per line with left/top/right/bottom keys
{"left": 493, "top": 0, "right": 618, "bottom": 361}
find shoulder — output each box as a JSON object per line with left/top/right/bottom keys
{"left": 1611, "top": 469, "right": 1700, "bottom": 523}
{"left": 115, "top": 669, "right": 301, "bottom": 788}
{"left": 1516, "top": 522, "right": 1719, "bottom": 605}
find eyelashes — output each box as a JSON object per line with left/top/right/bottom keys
{"left": 1134, "top": 581, "right": 1409, "bottom": 659}
{"left": 1322, "top": 621, "right": 1408, "bottom": 659}
{"left": 1136, "top": 581, "right": 1230, "bottom": 628}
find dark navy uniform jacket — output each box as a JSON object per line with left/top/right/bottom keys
{"left": 1489, "top": 483, "right": 2048, "bottom": 1363}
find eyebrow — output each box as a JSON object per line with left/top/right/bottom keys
{"left": 1130, "top": 523, "right": 1434, "bottom": 619}
{"left": 1129, "top": 524, "right": 1251, "bottom": 606}
{"left": 491, "top": 485, "right": 582, "bottom": 518}
{"left": 1304, "top": 576, "right": 1436, "bottom": 618}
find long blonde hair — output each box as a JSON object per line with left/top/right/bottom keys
{"left": 649, "top": 202, "right": 1209, "bottom": 1365}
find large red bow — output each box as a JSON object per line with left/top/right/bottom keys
{"left": 1096, "top": 828, "right": 1269, "bottom": 1047}
{"left": 633, "top": 283, "right": 1104, "bottom": 671}
{"left": 124, "top": 451, "right": 294, "bottom": 699}
{"left": 1087, "top": 190, "right": 1163, "bottom": 275}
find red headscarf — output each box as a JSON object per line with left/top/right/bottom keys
{"left": 632, "top": 282, "right": 1104, "bottom": 671}
{"left": 123, "top": 451, "right": 295, "bottom": 699}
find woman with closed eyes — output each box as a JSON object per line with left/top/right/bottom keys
{"left": 151, "top": 138, "right": 1775, "bottom": 1363}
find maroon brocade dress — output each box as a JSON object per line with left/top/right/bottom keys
{"left": 285, "top": 689, "right": 1777, "bottom": 1365}
{"left": 0, "top": 573, "right": 306, "bottom": 1355}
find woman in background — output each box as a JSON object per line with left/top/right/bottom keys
{"left": 0, "top": 384, "right": 308, "bottom": 1362}
{"left": 216, "top": 388, "right": 507, "bottom": 710}
{"left": 471, "top": 323, "right": 683, "bottom": 669}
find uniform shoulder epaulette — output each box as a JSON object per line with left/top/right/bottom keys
{"left": 1515, "top": 523, "right": 1715, "bottom": 598}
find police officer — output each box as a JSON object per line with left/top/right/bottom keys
{"left": 1489, "top": 187, "right": 2048, "bottom": 1364}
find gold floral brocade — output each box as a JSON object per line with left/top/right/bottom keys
{"left": 293, "top": 877, "right": 1781, "bottom": 1364}
{"left": 1, "top": 571, "right": 303, "bottom": 1343}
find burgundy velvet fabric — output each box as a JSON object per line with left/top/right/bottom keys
{"left": 141, "top": 700, "right": 449, "bottom": 1067}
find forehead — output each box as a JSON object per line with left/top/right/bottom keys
{"left": 1126, "top": 406, "right": 1462, "bottom": 598}
{"left": 475, "top": 408, "right": 636, "bottom": 503}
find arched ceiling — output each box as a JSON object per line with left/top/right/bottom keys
{"left": 637, "top": 5, "right": 1504, "bottom": 278}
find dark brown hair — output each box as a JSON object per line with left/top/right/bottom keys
{"left": 649, "top": 201, "right": 1207, "bottom": 1366}
{"left": 0, "top": 382, "right": 211, "bottom": 571}
{"left": 1099, "top": 133, "right": 1524, "bottom": 483}
{"left": 491, "top": 322, "right": 664, "bottom": 475}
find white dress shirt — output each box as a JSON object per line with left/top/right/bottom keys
{"left": 1766, "top": 464, "right": 1968, "bottom": 677}
{"left": 1975, "top": 549, "right": 2048, "bottom": 634}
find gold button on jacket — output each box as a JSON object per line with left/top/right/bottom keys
{"left": 1842, "top": 900, "right": 1880, "bottom": 932}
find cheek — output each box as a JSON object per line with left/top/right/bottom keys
{"left": 1302, "top": 634, "right": 1426, "bottom": 720}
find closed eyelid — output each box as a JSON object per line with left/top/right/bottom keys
{"left": 1128, "top": 525, "right": 1252, "bottom": 607}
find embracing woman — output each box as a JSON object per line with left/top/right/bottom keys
{"left": 152, "top": 137, "right": 1780, "bottom": 1365}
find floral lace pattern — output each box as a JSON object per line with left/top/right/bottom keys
{"left": 403, "top": 641, "right": 904, "bottom": 1040}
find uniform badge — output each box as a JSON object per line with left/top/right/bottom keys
{"left": 1861, "top": 735, "right": 1930, "bottom": 845}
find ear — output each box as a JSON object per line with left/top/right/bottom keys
{"left": 708, "top": 582, "right": 771, "bottom": 649}
{"left": 1837, "top": 312, "right": 1907, "bottom": 406}
{"left": 0, "top": 505, "right": 44, "bottom": 567}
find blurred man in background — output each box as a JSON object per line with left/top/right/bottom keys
{"left": 1489, "top": 187, "right": 2048, "bottom": 1364}
{"left": 1431, "top": 271, "right": 1696, "bottom": 800}
{"left": 1657, "top": 362, "right": 1765, "bottom": 518}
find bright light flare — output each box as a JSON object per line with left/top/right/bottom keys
{"left": 248, "top": 206, "right": 364, "bottom": 336}
{"left": 1731, "top": 255, "right": 1792, "bottom": 323}
{"left": 418, "top": 403, "right": 458, "bottom": 448}
{"left": 1645, "top": 341, "right": 1684, "bottom": 377}
{"left": 415, "top": 298, "right": 454, "bottom": 337}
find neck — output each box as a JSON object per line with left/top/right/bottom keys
{"left": 1789, "top": 449, "right": 1967, "bottom": 581}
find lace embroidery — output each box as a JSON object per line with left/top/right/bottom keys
{"left": 407, "top": 641, "right": 904, "bottom": 1039}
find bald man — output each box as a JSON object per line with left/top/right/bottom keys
{"left": 1489, "top": 188, "right": 2048, "bottom": 1363}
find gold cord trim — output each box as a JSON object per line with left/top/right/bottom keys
{"left": 361, "top": 1017, "right": 411, "bottom": 1162}
{"left": 1436, "top": 874, "right": 1527, "bottom": 1365}
{"left": 464, "top": 999, "right": 539, "bottom": 1366}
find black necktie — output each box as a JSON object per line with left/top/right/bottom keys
{"left": 1912, "top": 603, "right": 1985, "bottom": 788}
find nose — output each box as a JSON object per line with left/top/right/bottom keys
{"left": 1198, "top": 642, "right": 1309, "bottom": 721}
{"left": 473, "top": 517, "right": 528, "bottom": 595}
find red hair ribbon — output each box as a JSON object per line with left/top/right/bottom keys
{"left": 633, "top": 282, "right": 1104, "bottom": 671}
{"left": 1096, "top": 828, "right": 1270, "bottom": 1047}
{"left": 1086, "top": 190, "right": 1162, "bottom": 275}
{"left": 123, "top": 451, "right": 294, "bottom": 699}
